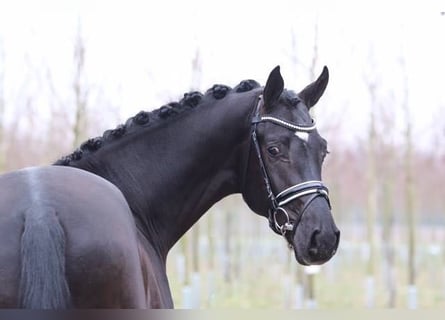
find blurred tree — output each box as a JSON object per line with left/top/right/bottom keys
{"left": 223, "top": 209, "right": 232, "bottom": 284}
{"left": 44, "top": 66, "right": 72, "bottom": 162}
{"left": 379, "top": 94, "right": 397, "bottom": 307}
{"left": 72, "top": 23, "right": 89, "bottom": 148}
{"left": 0, "top": 42, "right": 5, "bottom": 172}
{"left": 400, "top": 53, "right": 417, "bottom": 309}
{"left": 363, "top": 52, "right": 378, "bottom": 308}
{"left": 205, "top": 212, "right": 216, "bottom": 307}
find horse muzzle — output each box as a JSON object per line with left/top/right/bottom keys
{"left": 291, "top": 201, "right": 340, "bottom": 265}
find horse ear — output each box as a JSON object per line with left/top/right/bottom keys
{"left": 298, "top": 66, "right": 329, "bottom": 109}
{"left": 263, "top": 66, "right": 284, "bottom": 111}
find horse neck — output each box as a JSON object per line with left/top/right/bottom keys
{"left": 71, "top": 90, "right": 259, "bottom": 257}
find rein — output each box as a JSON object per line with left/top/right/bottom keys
{"left": 250, "top": 95, "right": 331, "bottom": 243}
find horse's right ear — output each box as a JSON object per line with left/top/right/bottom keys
{"left": 263, "top": 66, "right": 284, "bottom": 111}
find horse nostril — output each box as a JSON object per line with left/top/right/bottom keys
{"left": 308, "top": 229, "right": 320, "bottom": 257}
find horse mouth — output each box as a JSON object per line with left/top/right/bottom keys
{"left": 293, "top": 245, "right": 337, "bottom": 266}
{"left": 293, "top": 250, "right": 311, "bottom": 266}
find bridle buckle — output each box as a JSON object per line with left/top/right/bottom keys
{"left": 273, "top": 207, "right": 294, "bottom": 235}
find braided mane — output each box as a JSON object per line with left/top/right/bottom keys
{"left": 54, "top": 79, "right": 261, "bottom": 166}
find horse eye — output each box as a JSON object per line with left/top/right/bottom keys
{"left": 267, "top": 146, "right": 280, "bottom": 156}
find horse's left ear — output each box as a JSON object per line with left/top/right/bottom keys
{"left": 298, "top": 66, "right": 329, "bottom": 109}
{"left": 263, "top": 66, "right": 284, "bottom": 111}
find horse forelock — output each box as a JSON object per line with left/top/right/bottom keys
{"left": 282, "top": 89, "right": 302, "bottom": 107}
{"left": 54, "top": 79, "right": 261, "bottom": 166}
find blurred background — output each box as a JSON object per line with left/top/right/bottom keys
{"left": 0, "top": 0, "right": 444, "bottom": 309}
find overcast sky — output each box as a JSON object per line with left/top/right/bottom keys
{"left": 0, "top": 0, "right": 444, "bottom": 151}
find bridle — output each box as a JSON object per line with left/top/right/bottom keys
{"left": 249, "top": 95, "right": 331, "bottom": 243}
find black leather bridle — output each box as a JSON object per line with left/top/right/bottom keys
{"left": 250, "top": 95, "right": 331, "bottom": 242}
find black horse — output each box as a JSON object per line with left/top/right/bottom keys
{"left": 0, "top": 66, "right": 339, "bottom": 308}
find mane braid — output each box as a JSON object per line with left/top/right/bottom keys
{"left": 206, "top": 85, "right": 231, "bottom": 99}
{"left": 53, "top": 79, "right": 260, "bottom": 166}
{"left": 234, "top": 79, "right": 260, "bottom": 93}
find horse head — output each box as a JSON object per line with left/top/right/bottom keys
{"left": 242, "top": 66, "right": 340, "bottom": 265}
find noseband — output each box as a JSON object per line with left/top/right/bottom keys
{"left": 250, "top": 95, "right": 331, "bottom": 241}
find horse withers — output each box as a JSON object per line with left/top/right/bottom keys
{"left": 0, "top": 66, "right": 339, "bottom": 308}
